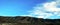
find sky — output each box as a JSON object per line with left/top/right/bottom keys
{"left": 0, "top": 0, "right": 46, "bottom": 16}
{"left": 0, "top": 0, "right": 60, "bottom": 19}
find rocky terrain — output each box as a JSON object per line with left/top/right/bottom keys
{"left": 0, "top": 16, "right": 60, "bottom": 25}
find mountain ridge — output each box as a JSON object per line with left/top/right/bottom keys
{"left": 0, "top": 16, "right": 60, "bottom": 25}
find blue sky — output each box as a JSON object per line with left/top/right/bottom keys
{"left": 0, "top": 0, "right": 47, "bottom": 16}
{"left": 0, "top": 0, "right": 45, "bottom": 15}
{"left": 0, "top": 0, "right": 60, "bottom": 19}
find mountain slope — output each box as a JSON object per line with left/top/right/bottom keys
{"left": 0, "top": 16, "right": 60, "bottom": 25}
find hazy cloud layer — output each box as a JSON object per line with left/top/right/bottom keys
{"left": 28, "top": 0, "right": 60, "bottom": 19}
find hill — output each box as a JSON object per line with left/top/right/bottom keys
{"left": 0, "top": 16, "right": 60, "bottom": 25}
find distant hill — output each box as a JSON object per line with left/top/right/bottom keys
{"left": 0, "top": 16, "right": 60, "bottom": 25}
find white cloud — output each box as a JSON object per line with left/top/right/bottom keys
{"left": 28, "top": 0, "right": 60, "bottom": 19}
{"left": 43, "top": 1, "right": 60, "bottom": 12}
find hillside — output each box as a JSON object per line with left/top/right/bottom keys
{"left": 0, "top": 16, "right": 60, "bottom": 25}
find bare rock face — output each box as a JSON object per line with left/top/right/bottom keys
{"left": 0, "top": 16, "right": 60, "bottom": 25}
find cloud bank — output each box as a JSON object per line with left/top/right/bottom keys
{"left": 28, "top": 0, "right": 60, "bottom": 19}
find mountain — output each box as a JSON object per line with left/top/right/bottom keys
{"left": 0, "top": 16, "right": 60, "bottom": 25}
